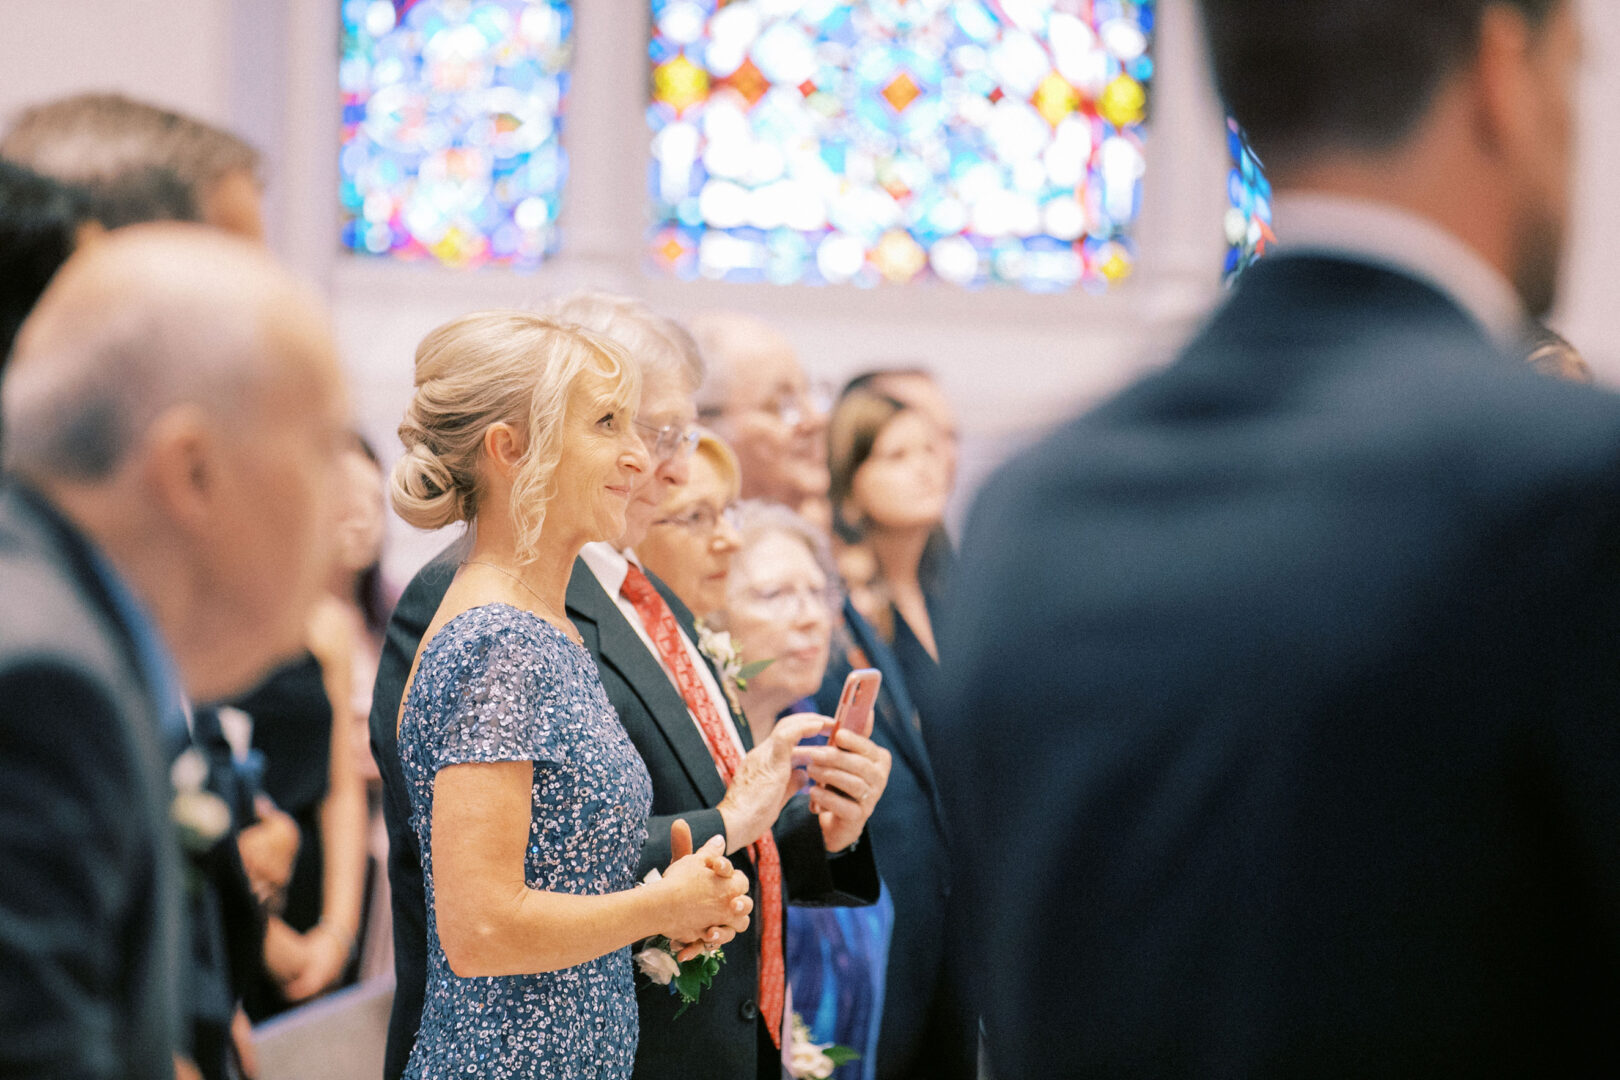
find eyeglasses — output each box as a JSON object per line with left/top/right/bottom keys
{"left": 735, "top": 581, "right": 839, "bottom": 622}
{"left": 652, "top": 502, "right": 737, "bottom": 535}
{"left": 634, "top": 419, "right": 700, "bottom": 462}
{"left": 701, "top": 381, "right": 835, "bottom": 428}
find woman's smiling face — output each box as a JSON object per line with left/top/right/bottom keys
{"left": 547, "top": 372, "right": 651, "bottom": 546}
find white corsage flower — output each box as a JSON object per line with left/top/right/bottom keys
{"left": 634, "top": 864, "right": 726, "bottom": 1012}
{"left": 633, "top": 946, "right": 681, "bottom": 985}
{"left": 786, "top": 1012, "right": 858, "bottom": 1078}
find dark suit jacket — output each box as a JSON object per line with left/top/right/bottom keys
{"left": 370, "top": 542, "right": 879, "bottom": 1080}
{"left": 927, "top": 254, "right": 1620, "bottom": 1078}
{"left": 0, "top": 483, "right": 180, "bottom": 1080}
{"left": 814, "top": 602, "right": 974, "bottom": 1080}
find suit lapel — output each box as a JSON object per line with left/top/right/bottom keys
{"left": 565, "top": 557, "right": 729, "bottom": 806}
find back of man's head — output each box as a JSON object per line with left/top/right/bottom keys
{"left": 1199, "top": 0, "right": 1564, "bottom": 169}
{"left": 1, "top": 93, "right": 260, "bottom": 237}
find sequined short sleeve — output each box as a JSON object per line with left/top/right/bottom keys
{"left": 416, "top": 615, "right": 571, "bottom": 771}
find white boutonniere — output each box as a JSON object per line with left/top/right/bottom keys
{"left": 633, "top": 867, "right": 726, "bottom": 1017}
{"left": 169, "top": 748, "right": 231, "bottom": 853}
{"left": 787, "top": 1012, "right": 859, "bottom": 1078}
{"left": 695, "top": 619, "right": 775, "bottom": 718}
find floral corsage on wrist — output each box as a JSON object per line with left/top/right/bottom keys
{"left": 633, "top": 867, "right": 726, "bottom": 1017}
{"left": 695, "top": 619, "right": 773, "bottom": 715}
{"left": 787, "top": 1012, "right": 860, "bottom": 1078}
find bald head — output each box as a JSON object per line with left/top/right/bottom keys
{"left": 2, "top": 223, "right": 347, "bottom": 702}
{"left": 688, "top": 310, "right": 829, "bottom": 508}
{"left": 689, "top": 311, "right": 797, "bottom": 417}
{"left": 3, "top": 224, "right": 332, "bottom": 481}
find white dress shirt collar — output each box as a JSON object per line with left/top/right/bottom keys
{"left": 580, "top": 540, "right": 635, "bottom": 596}
{"left": 1271, "top": 192, "right": 1529, "bottom": 348}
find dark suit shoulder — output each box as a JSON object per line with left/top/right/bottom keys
{"left": 0, "top": 520, "right": 130, "bottom": 696}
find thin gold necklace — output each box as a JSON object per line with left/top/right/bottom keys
{"left": 461, "top": 560, "right": 580, "bottom": 643}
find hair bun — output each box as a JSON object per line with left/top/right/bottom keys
{"left": 389, "top": 439, "right": 466, "bottom": 530}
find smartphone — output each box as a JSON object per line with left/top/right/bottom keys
{"left": 828, "top": 668, "right": 882, "bottom": 742}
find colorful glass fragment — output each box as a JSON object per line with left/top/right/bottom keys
{"left": 340, "top": 0, "right": 573, "bottom": 269}
{"left": 647, "top": 0, "right": 1157, "bottom": 291}
{"left": 1223, "top": 115, "right": 1274, "bottom": 283}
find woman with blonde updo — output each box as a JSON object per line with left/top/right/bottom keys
{"left": 389, "top": 311, "right": 752, "bottom": 1079}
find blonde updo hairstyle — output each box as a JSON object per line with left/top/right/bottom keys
{"left": 392, "top": 310, "right": 639, "bottom": 562}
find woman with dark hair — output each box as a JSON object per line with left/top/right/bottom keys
{"left": 826, "top": 389, "right": 953, "bottom": 706}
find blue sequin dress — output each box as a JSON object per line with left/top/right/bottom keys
{"left": 398, "top": 604, "right": 653, "bottom": 1079}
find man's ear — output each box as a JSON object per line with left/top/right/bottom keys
{"left": 139, "top": 405, "right": 217, "bottom": 530}
{"left": 1472, "top": 3, "right": 1539, "bottom": 161}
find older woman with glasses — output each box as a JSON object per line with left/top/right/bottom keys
{"left": 709, "top": 501, "right": 894, "bottom": 1080}
{"left": 635, "top": 431, "right": 743, "bottom": 623}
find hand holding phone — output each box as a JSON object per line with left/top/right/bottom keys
{"left": 828, "top": 668, "right": 881, "bottom": 743}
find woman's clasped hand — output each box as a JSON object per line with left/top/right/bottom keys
{"left": 653, "top": 820, "right": 753, "bottom": 960}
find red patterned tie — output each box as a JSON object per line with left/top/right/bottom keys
{"left": 620, "top": 563, "right": 785, "bottom": 1047}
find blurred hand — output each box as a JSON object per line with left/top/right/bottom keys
{"left": 796, "top": 727, "right": 892, "bottom": 853}
{"left": 230, "top": 1006, "right": 259, "bottom": 1079}
{"left": 717, "top": 713, "right": 823, "bottom": 853}
{"left": 280, "top": 923, "right": 352, "bottom": 1001}
{"left": 238, "top": 795, "right": 300, "bottom": 908}
{"left": 262, "top": 916, "right": 312, "bottom": 985}
{"left": 656, "top": 831, "right": 752, "bottom": 947}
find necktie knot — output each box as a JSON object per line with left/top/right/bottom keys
{"left": 620, "top": 562, "right": 657, "bottom": 606}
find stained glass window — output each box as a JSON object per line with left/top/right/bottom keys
{"left": 1223, "top": 116, "right": 1272, "bottom": 282}
{"left": 339, "top": 0, "right": 573, "bottom": 269}
{"left": 647, "top": 0, "right": 1155, "bottom": 292}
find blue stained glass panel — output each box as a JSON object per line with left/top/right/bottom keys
{"left": 648, "top": 0, "right": 1156, "bottom": 292}
{"left": 340, "top": 0, "right": 573, "bottom": 269}
{"left": 1223, "top": 115, "right": 1272, "bottom": 282}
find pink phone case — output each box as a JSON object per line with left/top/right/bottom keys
{"left": 830, "top": 668, "right": 882, "bottom": 741}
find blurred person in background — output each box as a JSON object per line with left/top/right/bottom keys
{"left": 0, "top": 224, "right": 346, "bottom": 1080}
{"left": 842, "top": 367, "right": 960, "bottom": 493}
{"left": 635, "top": 430, "right": 743, "bottom": 621}
{"left": 826, "top": 389, "right": 953, "bottom": 708}
{"left": 225, "top": 438, "right": 381, "bottom": 1017}
{"left": 1, "top": 92, "right": 264, "bottom": 241}
{"left": 370, "top": 293, "right": 885, "bottom": 1080}
{"left": 328, "top": 437, "right": 402, "bottom": 983}
{"left": 690, "top": 311, "right": 834, "bottom": 531}
{"left": 712, "top": 500, "right": 893, "bottom": 1080}
{"left": 689, "top": 315, "right": 968, "bottom": 1079}
{"left": 932, "top": 0, "right": 1619, "bottom": 1074}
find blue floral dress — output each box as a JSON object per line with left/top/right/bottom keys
{"left": 398, "top": 604, "right": 653, "bottom": 1079}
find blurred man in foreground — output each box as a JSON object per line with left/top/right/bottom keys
{"left": 931, "top": 1, "right": 1618, "bottom": 1075}
{"left": 0, "top": 225, "right": 346, "bottom": 1078}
